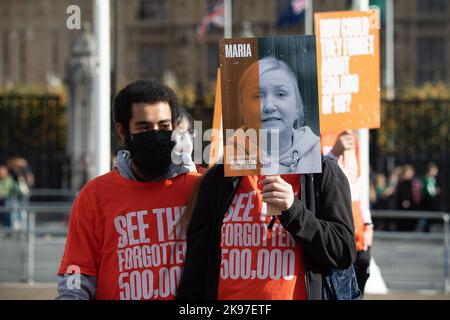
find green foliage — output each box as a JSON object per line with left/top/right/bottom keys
{"left": 400, "top": 82, "right": 450, "bottom": 100}
{"left": 0, "top": 93, "right": 67, "bottom": 157}
{"left": 376, "top": 96, "right": 450, "bottom": 157}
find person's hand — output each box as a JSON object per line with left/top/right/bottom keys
{"left": 331, "top": 130, "right": 356, "bottom": 157}
{"left": 363, "top": 224, "right": 374, "bottom": 251}
{"left": 260, "top": 175, "right": 294, "bottom": 212}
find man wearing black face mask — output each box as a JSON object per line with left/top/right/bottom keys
{"left": 125, "top": 130, "right": 176, "bottom": 180}
{"left": 56, "top": 79, "right": 199, "bottom": 300}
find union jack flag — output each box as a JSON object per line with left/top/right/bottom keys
{"left": 196, "top": 0, "right": 225, "bottom": 43}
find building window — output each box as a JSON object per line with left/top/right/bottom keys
{"left": 138, "top": 45, "right": 167, "bottom": 80}
{"left": 19, "top": 30, "right": 26, "bottom": 83}
{"left": 276, "top": 0, "right": 291, "bottom": 16}
{"left": 137, "top": 0, "right": 165, "bottom": 20}
{"left": 417, "top": 0, "right": 446, "bottom": 14}
{"left": 51, "top": 30, "right": 60, "bottom": 73}
{"left": 208, "top": 0, "right": 221, "bottom": 11}
{"left": 417, "top": 0, "right": 425, "bottom": 12}
{"left": 416, "top": 37, "right": 446, "bottom": 83}
{"left": 3, "top": 31, "right": 10, "bottom": 82}
{"left": 207, "top": 43, "right": 219, "bottom": 80}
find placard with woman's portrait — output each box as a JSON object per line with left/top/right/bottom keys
{"left": 219, "top": 35, "right": 321, "bottom": 176}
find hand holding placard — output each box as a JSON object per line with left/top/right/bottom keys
{"left": 260, "top": 175, "right": 294, "bottom": 216}
{"left": 266, "top": 202, "right": 282, "bottom": 217}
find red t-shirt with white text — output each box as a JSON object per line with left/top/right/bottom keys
{"left": 217, "top": 174, "right": 307, "bottom": 300}
{"left": 58, "top": 169, "right": 200, "bottom": 300}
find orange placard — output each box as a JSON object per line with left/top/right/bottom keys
{"left": 209, "top": 68, "right": 223, "bottom": 167}
{"left": 315, "top": 10, "right": 380, "bottom": 132}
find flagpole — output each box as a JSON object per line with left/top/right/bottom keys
{"left": 353, "top": 0, "right": 371, "bottom": 217}
{"left": 386, "top": 0, "right": 395, "bottom": 100}
{"left": 224, "top": 0, "right": 232, "bottom": 38}
{"left": 352, "top": 0, "right": 369, "bottom": 10}
{"left": 305, "top": 0, "right": 313, "bottom": 35}
{"left": 93, "top": 0, "right": 111, "bottom": 178}
{"left": 385, "top": 0, "right": 395, "bottom": 172}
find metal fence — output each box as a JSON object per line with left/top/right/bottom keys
{"left": 371, "top": 210, "right": 450, "bottom": 293}
{"left": 371, "top": 99, "right": 450, "bottom": 212}
{"left": 1, "top": 203, "right": 450, "bottom": 293}
{"left": 0, "top": 202, "right": 72, "bottom": 283}
{"left": 0, "top": 94, "right": 68, "bottom": 189}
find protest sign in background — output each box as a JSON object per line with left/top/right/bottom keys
{"left": 315, "top": 10, "right": 381, "bottom": 132}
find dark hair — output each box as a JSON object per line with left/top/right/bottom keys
{"left": 113, "top": 78, "right": 180, "bottom": 133}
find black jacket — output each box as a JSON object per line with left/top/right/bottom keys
{"left": 177, "top": 158, "right": 356, "bottom": 300}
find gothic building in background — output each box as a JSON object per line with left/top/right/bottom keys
{"left": 0, "top": 0, "right": 448, "bottom": 93}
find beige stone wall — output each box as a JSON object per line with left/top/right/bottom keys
{"left": 394, "top": 0, "right": 450, "bottom": 88}
{"left": 0, "top": 0, "right": 448, "bottom": 91}
{"left": 0, "top": 0, "right": 92, "bottom": 88}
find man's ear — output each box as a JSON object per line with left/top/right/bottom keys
{"left": 116, "top": 123, "right": 126, "bottom": 141}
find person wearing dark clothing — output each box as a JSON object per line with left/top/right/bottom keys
{"left": 422, "top": 163, "right": 440, "bottom": 211}
{"left": 0, "top": 163, "right": 16, "bottom": 227}
{"left": 417, "top": 163, "right": 440, "bottom": 232}
{"left": 397, "top": 165, "right": 421, "bottom": 231}
{"left": 177, "top": 158, "right": 356, "bottom": 300}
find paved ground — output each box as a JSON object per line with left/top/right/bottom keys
{"left": 0, "top": 283, "right": 57, "bottom": 300}
{"left": 1, "top": 283, "right": 449, "bottom": 300}
{"left": 365, "top": 292, "right": 450, "bottom": 300}
{"left": 2, "top": 228, "right": 450, "bottom": 300}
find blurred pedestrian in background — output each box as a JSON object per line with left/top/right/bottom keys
{"left": 421, "top": 162, "right": 440, "bottom": 211}
{"left": 0, "top": 162, "right": 16, "bottom": 229}
{"left": 373, "top": 173, "right": 388, "bottom": 209}
{"left": 6, "top": 156, "right": 35, "bottom": 193}
{"left": 5, "top": 156, "right": 34, "bottom": 230}
{"left": 396, "top": 164, "right": 422, "bottom": 231}
{"left": 174, "top": 107, "right": 204, "bottom": 173}
{"left": 384, "top": 166, "right": 402, "bottom": 211}
{"left": 416, "top": 162, "right": 440, "bottom": 232}
{"left": 371, "top": 172, "right": 394, "bottom": 231}
{"left": 322, "top": 130, "right": 373, "bottom": 296}
{"left": 397, "top": 164, "right": 421, "bottom": 211}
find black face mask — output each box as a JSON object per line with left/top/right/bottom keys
{"left": 125, "top": 130, "right": 176, "bottom": 181}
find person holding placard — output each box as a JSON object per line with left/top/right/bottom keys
{"left": 177, "top": 158, "right": 356, "bottom": 300}
{"left": 321, "top": 130, "right": 373, "bottom": 295}
{"left": 177, "top": 35, "right": 356, "bottom": 301}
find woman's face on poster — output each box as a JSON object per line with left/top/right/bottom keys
{"left": 258, "top": 68, "right": 298, "bottom": 134}
{"left": 239, "top": 66, "right": 260, "bottom": 128}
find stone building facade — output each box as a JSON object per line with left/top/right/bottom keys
{"left": 0, "top": 0, "right": 448, "bottom": 92}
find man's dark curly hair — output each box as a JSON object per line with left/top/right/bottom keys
{"left": 113, "top": 78, "right": 180, "bottom": 134}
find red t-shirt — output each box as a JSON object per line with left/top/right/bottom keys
{"left": 217, "top": 174, "right": 307, "bottom": 300}
{"left": 58, "top": 169, "right": 200, "bottom": 300}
